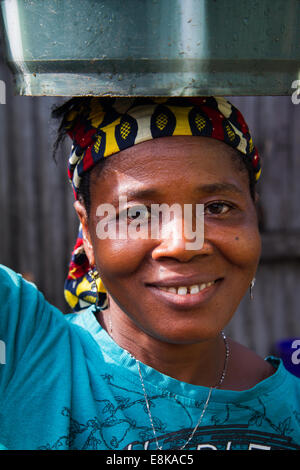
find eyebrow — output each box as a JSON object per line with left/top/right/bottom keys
{"left": 195, "top": 183, "right": 244, "bottom": 196}
{"left": 117, "top": 182, "right": 244, "bottom": 200}
{"left": 119, "top": 188, "right": 160, "bottom": 200}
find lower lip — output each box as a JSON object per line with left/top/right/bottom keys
{"left": 146, "top": 280, "right": 222, "bottom": 309}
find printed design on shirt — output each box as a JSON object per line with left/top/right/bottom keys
{"left": 293, "top": 411, "right": 300, "bottom": 426}
{"left": 37, "top": 374, "right": 300, "bottom": 450}
{"left": 124, "top": 425, "right": 300, "bottom": 450}
{"left": 210, "top": 397, "right": 295, "bottom": 436}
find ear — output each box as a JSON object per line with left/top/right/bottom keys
{"left": 73, "top": 200, "right": 95, "bottom": 268}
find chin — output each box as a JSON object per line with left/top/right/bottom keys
{"left": 146, "top": 323, "right": 222, "bottom": 345}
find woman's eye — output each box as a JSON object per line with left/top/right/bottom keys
{"left": 205, "top": 202, "right": 233, "bottom": 215}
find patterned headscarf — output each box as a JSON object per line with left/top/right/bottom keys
{"left": 63, "top": 96, "right": 261, "bottom": 312}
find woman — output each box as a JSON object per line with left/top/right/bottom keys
{"left": 0, "top": 97, "right": 299, "bottom": 450}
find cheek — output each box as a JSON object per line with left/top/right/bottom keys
{"left": 92, "top": 237, "right": 152, "bottom": 280}
{"left": 232, "top": 226, "right": 261, "bottom": 269}
{"left": 208, "top": 220, "right": 261, "bottom": 270}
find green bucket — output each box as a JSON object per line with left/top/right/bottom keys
{"left": 1, "top": 0, "right": 300, "bottom": 96}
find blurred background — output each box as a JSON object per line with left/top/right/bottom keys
{"left": 0, "top": 45, "right": 299, "bottom": 360}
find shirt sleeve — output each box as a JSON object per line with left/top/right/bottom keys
{"left": 0, "top": 264, "right": 62, "bottom": 394}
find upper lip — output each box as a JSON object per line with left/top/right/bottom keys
{"left": 146, "top": 275, "right": 222, "bottom": 288}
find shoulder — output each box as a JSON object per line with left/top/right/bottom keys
{"left": 224, "top": 339, "right": 277, "bottom": 391}
{"left": 0, "top": 264, "right": 37, "bottom": 314}
{"left": 0, "top": 264, "right": 70, "bottom": 336}
{"left": 0, "top": 264, "right": 22, "bottom": 290}
{"left": 0, "top": 263, "right": 45, "bottom": 306}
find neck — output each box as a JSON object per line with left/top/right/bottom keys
{"left": 96, "top": 304, "right": 228, "bottom": 388}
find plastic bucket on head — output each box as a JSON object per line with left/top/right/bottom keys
{"left": 0, "top": 0, "right": 300, "bottom": 96}
{"left": 276, "top": 338, "right": 300, "bottom": 378}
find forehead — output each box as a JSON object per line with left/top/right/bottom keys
{"left": 91, "top": 136, "right": 250, "bottom": 198}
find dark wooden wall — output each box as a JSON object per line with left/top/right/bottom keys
{"left": 0, "top": 57, "right": 78, "bottom": 312}
{"left": 0, "top": 56, "right": 299, "bottom": 358}
{"left": 228, "top": 96, "right": 300, "bottom": 357}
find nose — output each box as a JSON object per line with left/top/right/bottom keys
{"left": 151, "top": 211, "right": 213, "bottom": 262}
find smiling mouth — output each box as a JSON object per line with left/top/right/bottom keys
{"left": 156, "top": 281, "right": 216, "bottom": 296}
{"left": 146, "top": 278, "right": 223, "bottom": 306}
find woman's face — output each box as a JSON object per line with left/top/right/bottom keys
{"left": 80, "top": 136, "right": 261, "bottom": 344}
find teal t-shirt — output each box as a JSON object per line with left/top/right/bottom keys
{"left": 0, "top": 264, "right": 299, "bottom": 451}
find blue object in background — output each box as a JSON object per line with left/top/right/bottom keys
{"left": 276, "top": 338, "right": 300, "bottom": 378}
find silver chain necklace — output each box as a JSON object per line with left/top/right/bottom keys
{"left": 108, "top": 316, "right": 229, "bottom": 451}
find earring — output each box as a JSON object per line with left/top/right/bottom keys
{"left": 89, "top": 267, "right": 101, "bottom": 307}
{"left": 89, "top": 268, "right": 110, "bottom": 312}
{"left": 250, "top": 278, "right": 256, "bottom": 300}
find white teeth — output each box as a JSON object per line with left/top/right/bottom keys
{"left": 177, "top": 286, "right": 188, "bottom": 295}
{"left": 157, "top": 281, "right": 215, "bottom": 295}
{"left": 167, "top": 287, "right": 177, "bottom": 294}
{"left": 190, "top": 285, "right": 200, "bottom": 294}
